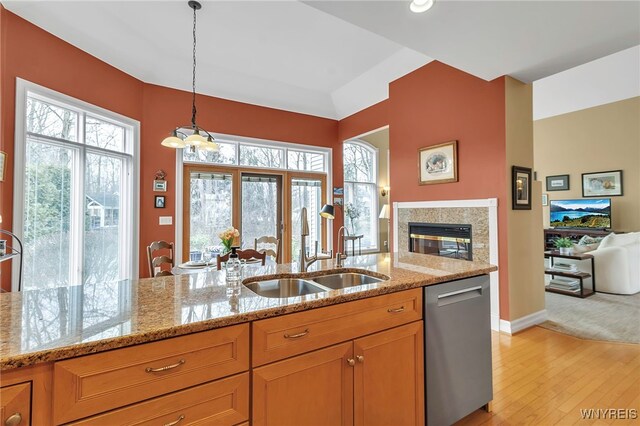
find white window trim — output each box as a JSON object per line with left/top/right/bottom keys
{"left": 343, "top": 139, "right": 379, "bottom": 253}
{"left": 13, "top": 78, "right": 140, "bottom": 291}
{"left": 174, "top": 132, "right": 333, "bottom": 262}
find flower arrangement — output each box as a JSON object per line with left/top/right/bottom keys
{"left": 218, "top": 227, "right": 240, "bottom": 254}
{"left": 553, "top": 237, "right": 573, "bottom": 249}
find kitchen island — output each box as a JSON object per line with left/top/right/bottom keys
{"left": 0, "top": 253, "right": 496, "bottom": 425}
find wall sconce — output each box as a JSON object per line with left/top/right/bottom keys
{"left": 381, "top": 186, "right": 390, "bottom": 197}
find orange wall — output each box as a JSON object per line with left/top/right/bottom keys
{"left": 338, "top": 61, "right": 510, "bottom": 318}
{"left": 0, "top": 9, "right": 339, "bottom": 289}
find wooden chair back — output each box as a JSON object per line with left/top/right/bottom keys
{"left": 147, "top": 241, "right": 174, "bottom": 277}
{"left": 217, "top": 249, "right": 266, "bottom": 270}
{"left": 254, "top": 236, "right": 281, "bottom": 263}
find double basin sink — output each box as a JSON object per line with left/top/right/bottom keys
{"left": 244, "top": 272, "right": 388, "bottom": 298}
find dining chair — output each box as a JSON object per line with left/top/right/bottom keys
{"left": 217, "top": 248, "right": 266, "bottom": 270}
{"left": 254, "top": 236, "right": 281, "bottom": 263}
{"left": 147, "top": 240, "right": 175, "bottom": 277}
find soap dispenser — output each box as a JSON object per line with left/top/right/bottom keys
{"left": 225, "top": 247, "right": 242, "bottom": 284}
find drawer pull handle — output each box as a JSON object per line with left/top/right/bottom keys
{"left": 163, "top": 415, "right": 185, "bottom": 426}
{"left": 284, "top": 329, "right": 310, "bottom": 339}
{"left": 5, "top": 413, "right": 22, "bottom": 426}
{"left": 356, "top": 355, "right": 365, "bottom": 363}
{"left": 145, "top": 359, "right": 185, "bottom": 373}
{"left": 387, "top": 306, "right": 405, "bottom": 313}
{"left": 347, "top": 358, "right": 355, "bottom": 366}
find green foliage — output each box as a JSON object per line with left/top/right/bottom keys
{"left": 553, "top": 237, "right": 574, "bottom": 248}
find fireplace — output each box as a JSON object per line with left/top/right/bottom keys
{"left": 408, "top": 222, "right": 472, "bottom": 261}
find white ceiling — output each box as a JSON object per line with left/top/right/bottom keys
{"left": 3, "top": 1, "right": 639, "bottom": 120}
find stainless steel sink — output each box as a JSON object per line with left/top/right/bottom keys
{"left": 243, "top": 278, "right": 326, "bottom": 298}
{"left": 310, "top": 273, "right": 386, "bottom": 290}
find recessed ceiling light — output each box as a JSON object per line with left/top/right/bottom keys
{"left": 410, "top": 0, "right": 435, "bottom": 14}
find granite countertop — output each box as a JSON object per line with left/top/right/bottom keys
{"left": 0, "top": 253, "right": 497, "bottom": 370}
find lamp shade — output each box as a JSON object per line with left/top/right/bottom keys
{"left": 319, "top": 204, "right": 335, "bottom": 219}
{"left": 185, "top": 133, "right": 208, "bottom": 146}
{"left": 379, "top": 204, "right": 390, "bottom": 219}
{"left": 161, "top": 135, "right": 186, "bottom": 148}
{"left": 203, "top": 141, "right": 220, "bottom": 152}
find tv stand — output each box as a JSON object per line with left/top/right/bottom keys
{"left": 543, "top": 228, "right": 610, "bottom": 251}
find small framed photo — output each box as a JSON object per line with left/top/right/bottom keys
{"left": 0, "top": 151, "right": 6, "bottom": 182}
{"left": 418, "top": 140, "right": 458, "bottom": 185}
{"left": 582, "top": 170, "right": 623, "bottom": 197}
{"left": 333, "top": 187, "right": 344, "bottom": 196}
{"left": 153, "top": 180, "right": 167, "bottom": 192}
{"left": 334, "top": 197, "right": 343, "bottom": 206}
{"left": 154, "top": 195, "right": 166, "bottom": 209}
{"left": 512, "top": 166, "right": 532, "bottom": 210}
{"left": 542, "top": 193, "right": 548, "bottom": 206}
{"left": 546, "top": 174, "right": 569, "bottom": 191}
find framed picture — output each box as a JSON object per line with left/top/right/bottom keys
{"left": 333, "top": 187, "right": 344, "bottom": 196}
{"left": 334, "top": 197, "right": 343, "bottom": 206}
{"left": 0, "top": 151, "right": 6, "bottom": 182}
{"left": 154, "top": 195, "right": 166, "bottom": 209}
{"left": 542, "top": 193, "right": 548, "bottom": 206}
{"left": 582, "top": 170, "right": 623, "bottom": 197}
{"left": 512, "top": 166, "right": 532, "bottom": 210}
{"left": 546, "top": 174, "right": 569, "bottom": 191}
{"left": 418, "top": 140, "right": 458, "bottom": 185}
{"left": 153, "top": 180, "right": 167, "bottom": 192}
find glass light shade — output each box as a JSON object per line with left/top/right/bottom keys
{"left": 203, "top": 141, "right": 220, "bottom": 152}
{"left": 379, "top": 204, "right": 390, "bottom": 219}
{"left": 161, "top": 135, "right": 186, "bottom": 148}
{"left": 410, "top": 0, "right": 434, "bottom": 13}
{"left": 319, "top": 204, "right": 335, "bottom": 220}
{"left": 185, "top": 133, "right": 208, "bottom": 146}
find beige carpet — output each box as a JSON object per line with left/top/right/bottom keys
{"left": 539, "top": 291, "right": 640, "bottom": 344}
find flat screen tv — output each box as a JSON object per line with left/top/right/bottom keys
{"left": 549, "top": 198, "right": 611, "bottom": 229}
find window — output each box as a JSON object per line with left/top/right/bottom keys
{"left": 343, "top": 141, "right": 378, "bottom": 251}
{"left": 183, "top": 135, "right": 328, "bottom": 173}
{"left": 16, "top": 81, "right": 138, "bottom": 290}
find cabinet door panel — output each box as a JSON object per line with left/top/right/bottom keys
{"left": 354, "top": 321, "right": 424, "bottom": 426}
{"left": 1, "top": 382, "right": 31, "bottom": 426}
{"left": 253, "top": 342, "right": 354, "bottom": 426}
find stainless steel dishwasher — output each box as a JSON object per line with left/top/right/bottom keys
{"left": 425, "top": 274, "right": 492, "bottom": 425}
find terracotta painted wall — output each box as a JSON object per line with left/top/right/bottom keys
{"left": 0, "top": 9, "right": 339, "bottom": 289}
{"left": 377, "top": 62, "right": 511, "bottom": 318}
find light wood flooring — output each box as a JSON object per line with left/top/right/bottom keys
{"left": 457, "top": 326, "right": 640, "bottom": 425}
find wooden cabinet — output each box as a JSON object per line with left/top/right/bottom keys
{"left": 68, "top": 373, "right": 249, "bottom": 426}
{"left": 1, "top": 382, "right": 31, "bottom": 426}
{"left": 253, "top": 288, "right": 422, "bottom": 366}
{"left": 253, "top": 342, "right": 354, "bottom": 426}
{"left": 54, "top": 324, "right": 249, "bottom": 424}
{"left": 354, "top": 321, "right": 424, "bottom": 426}
{"left": 252, "top": 321, "right": 424, "bottom": 426}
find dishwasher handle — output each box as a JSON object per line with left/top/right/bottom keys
{"left": 436, "top": 285, "right": 483, "bottom": 307}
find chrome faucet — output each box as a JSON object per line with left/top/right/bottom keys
{"left": 299, "top": 207, "right": 332, "bottom": 272}
{"left": 335, "top": 226, "right": 348, "bottom": 268}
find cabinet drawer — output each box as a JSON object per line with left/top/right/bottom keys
{"left": 69, "top": 372, "right": 249, "bottom": 426}
{"left": 1, "top": 382, "right": 31, "bottom": 426}
{"left": 54, "top": 324, "right": 249, "bottom": 424}
{"left": 252, "top": 289, "right": 422, "bottom": 366}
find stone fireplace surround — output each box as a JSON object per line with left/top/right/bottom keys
{"left": 393, "top": 198, "right": 500, "bottom": 331}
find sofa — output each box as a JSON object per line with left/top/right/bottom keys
{"left": 575, "top": 232, "right": 640, "bottom": 295}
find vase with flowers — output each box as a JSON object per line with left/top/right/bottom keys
{"left": 218, "top": 227, "right": 240, "bottom": 254}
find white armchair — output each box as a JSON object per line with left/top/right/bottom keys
{"left": 579, "top": 232, "right": 640, "bottom": 295}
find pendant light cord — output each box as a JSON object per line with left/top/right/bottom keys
{"left": 191, "top": 3, "right": 197, "bottom": 128}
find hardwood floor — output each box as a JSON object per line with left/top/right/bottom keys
{"left": 457, "top": 326, "right": 640, "bottom": 425}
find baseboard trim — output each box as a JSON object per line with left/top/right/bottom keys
{"left": 500, "top": 309, "right": 547, "bottom": 334}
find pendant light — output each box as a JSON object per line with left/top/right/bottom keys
{"left": 161, "top": 1, "right": 219, "bottom": 151}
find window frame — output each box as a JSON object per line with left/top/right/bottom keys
{"left": 343, "top": 139, "right": 379, "bottom": 253}
{"left": 13, "top": 78, "right": 140, "bottom": 291}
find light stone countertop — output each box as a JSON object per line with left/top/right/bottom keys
{"left": 0, "top": 253, "right": 497, "bottom": 370}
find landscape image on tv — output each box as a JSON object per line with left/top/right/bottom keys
{"left": 550, "top": 198, "right": 611, "bottom": 229}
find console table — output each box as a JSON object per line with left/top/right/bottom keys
{"left": 544, "top": 251, "right": 595, "bottom": 298}
{"left": 543, "top": 228, "right": 609, "bottom": 251}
